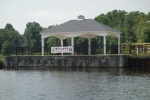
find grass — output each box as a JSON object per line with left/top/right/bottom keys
{"left": 137, "top": 53, "right": 150, "bottom": 56}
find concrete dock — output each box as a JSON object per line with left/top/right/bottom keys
{"left": 2, "top": 55, "right": 129, "bottom": 69}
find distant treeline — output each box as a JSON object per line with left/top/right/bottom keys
{"left": 0, "top": 10, "right": 150, "bottom": 55}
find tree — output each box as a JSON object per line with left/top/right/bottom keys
{"left": 0, "top": 24, "right": 24, "bottom": 54}
{"left": 46, "top": 37, "right": 60, "bottom": 47}
{"left": 95, "top": 10, "right": 127, "bottom": 44}
{"left": 0, "top": 29, "right": 8, "bottom": 52}
{"left": 24, "top": 22, "right": 43, "bottom": 47}
{"left": 95, "top": 10, "right": 150, "bottom": 44}
{"left": 95, "top": 10, "right": 127, "bottom": 30}
{"left": 12, "top": 34, "right": 24, "bottom": 47}
{"left": 75, "top": 37, "right": 88, "bottom": 54}
{"left": 1, "top": 41, "right": 13, "bottom": 55}
{"left": 4, "top": 23, "right": 15, "bottom": 31}
{"left": 136, "top": 14, "right": 150, "bottom": 43}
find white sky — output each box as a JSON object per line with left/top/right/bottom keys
{"left": 0, "top": 0, "right": 150, "bottom": 34}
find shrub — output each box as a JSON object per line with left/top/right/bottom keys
{"left": 0, "top": 60, "right": 3, "bottom": 69}
{"left": 1, "top": 41, "right": 13, "bottom": 56}
{"left": 131, "top": 50, "right": 137, "bottom": 55}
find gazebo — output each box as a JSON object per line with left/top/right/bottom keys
{"left": 40, "top": 15, "right": 120, "bottom": 55}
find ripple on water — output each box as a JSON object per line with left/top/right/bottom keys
{"left": 0, "top": 68, "right": 150, "bottom": 100}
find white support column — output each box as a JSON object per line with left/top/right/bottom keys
{"left": 41, "top": 37, "right": 44, "bottom": 56}
{"left": 137, "top": 46, "right": 139, "bottom": 54}
{"left": 61, "top": 39, "right": 63, "bottom": 55}
{"left": 71, "top": 37, "right": 74, "bottom": 55}
{"left": 103, "top": 36, "right": 106, "bottom": 54}
{"left": 88, "top": 38, "right": 91, "bottom": 55}
{"left": 118, "top": 36, "right": 120, "bottom": 54}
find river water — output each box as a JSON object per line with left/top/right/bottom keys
{"left": 0, "top": 68, "right": 150, "bottom": 100}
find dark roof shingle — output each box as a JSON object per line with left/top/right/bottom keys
{"left": 41, "top": 19, "right": 119, "bottom": 34}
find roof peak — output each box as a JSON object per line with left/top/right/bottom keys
{"left": 78, "top": 15, "right": 85, "bottom": 20}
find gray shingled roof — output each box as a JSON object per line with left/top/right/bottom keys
{"left": 41, "top": 19, "right": 119, "bottom": 34}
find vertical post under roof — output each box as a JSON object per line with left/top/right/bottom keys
{"left": 71, "top": 37, "right": 74, "bottom": 55}
{"left": 88, "top": 38, "right": 91, "bottom": 55}
{"left": 41, "top": 37, "right": 44, "bottom": 56}
{"left": 61, "top": 39, "right": 63, "bottom": 55}
{"left": 103, "top": 36, "right": 106, "bottom": 54}
{"left": 118, "top": 35, "right": 120, "bottom": 54}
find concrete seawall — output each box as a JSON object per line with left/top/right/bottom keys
{"left": 129, "top": 56, "right": 150, "bottom": 67}
{"left": 2, "top": 55, "right": 129, "bottom": 69}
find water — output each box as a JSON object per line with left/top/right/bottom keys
{"left": 0, "top": 68, "right": 150, "bottom": 100}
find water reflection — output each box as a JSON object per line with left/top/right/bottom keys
{"left": 0, "top": 68, "right": 150, "bottom": 100}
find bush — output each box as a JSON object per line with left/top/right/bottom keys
{"left": 131, "top": 50, "right": 137, "bottom": 55}
{"left": 1, "top": 41, "right": 13, "bottom": 56}
{"left": 0, "top": 55, "right": 3, "bottom": 69}
{"left": 0, "top": 60, "right": 3, "bottom": 69}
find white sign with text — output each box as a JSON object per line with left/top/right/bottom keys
{"left": 51, "top": 46, "right": 73, "bottom": 53}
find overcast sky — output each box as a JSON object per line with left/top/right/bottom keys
{"left": 0, "top": 0, "right": 150, "bottom": 34}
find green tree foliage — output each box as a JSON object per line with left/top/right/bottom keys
{"left": 47, "top": 37, "right": 60, "bottom": 47}
{"left": 75, "top": 37, "right": 88, "bottom": 54}
{"left": 136, "top": 16, "right": 150, "bottom": 42}
{"left": 1, "top": 41, "right": 13, "bottom": 55}
{"left": 95, "top": 10, "right": 150, "bottom": 44}
{"left": 24, "top": 22, "right": 43, "bottom": 47}
{"left": 0, "top": 29, "right": 8, "bottom": 51}
{"left": 95, "top": 10, "right": 128, "bottom": 52}
{"left": 4, "top": 23, "right": 15, "bottom": 31}
{"left": 0, "top": 24, "right": 23, "bottom": 54}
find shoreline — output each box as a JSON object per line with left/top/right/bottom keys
{"left": 1, "top": 55, "right": 150, "bottom": 69}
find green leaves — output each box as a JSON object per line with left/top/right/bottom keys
{"left": 24, "top": 22, "right": 43, "bottom": 47}
{"left": 47, "top": 37, "right": 60, "bottom": 47}
{"left": 95, "top": 10, "right": 150, "bottom": 44}
{"left": 0, "top": 24, "right": 23, "bottom": 55}
{"left": 1, "top": 41, "right": 13, "bottom": 55}
{"left": 4, "top": 23, "right": 15, "bottom": 31}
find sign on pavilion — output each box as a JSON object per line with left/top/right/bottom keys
{"left": 40, "top": 15, "right": 120, "bottom": 55}
{"left": 51, "top": 46, "right": 73, "bottom": 53}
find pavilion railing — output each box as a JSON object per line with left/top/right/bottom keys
{"left": 15, "top": 44, "right": 149, "bottom": 56}
{"left": 15, "top": 47, "right": 46, "bottom": 56}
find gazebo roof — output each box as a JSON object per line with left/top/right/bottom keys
{"left": 42, "top": 19, "right": 119, "bottom": 34}
{"left": 40, "top": 16, "right": 120, "bottom": 39}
